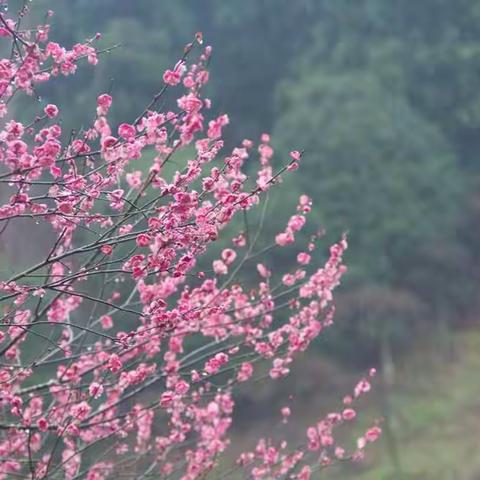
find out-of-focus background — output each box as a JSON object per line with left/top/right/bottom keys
{"left": 4, "top": 1, "right": 480, "bottom": 478}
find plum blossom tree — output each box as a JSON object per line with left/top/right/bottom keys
{"left": 0, "top": 6, "right": 380, "bottom": 479}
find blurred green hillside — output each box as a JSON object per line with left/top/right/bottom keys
{"left": 3, "top": 1, "right": 480, "bottom": 476}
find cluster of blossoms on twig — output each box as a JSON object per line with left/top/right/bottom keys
{"left": 0, "top": 6, "right": 380, "bottom": 480}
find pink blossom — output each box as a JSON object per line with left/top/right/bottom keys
{"left": 89, "top": 382, "right": 104, "bottom": 399}
{"left": 136, "top": 233, "right": 150, "bottom": 248}
{"left": 298, "top": 466, "right": 312, "bottom": 480}
{"left": 160, "top": 391, "right": 174, "bottom": 408}
{"left": 357, "top": 436, "right": 366, "bottom": 450}
{"left": 107, "top": 354, "right": 122, "bottom": 373}
{"left": 354, "top": 379, "right": 371, "bottom": 398}
{"left": 233, "top": 233, "right": 247, "bottom": 247}
{"left": 37, "top": 417, "right": 49, "bottom": 432}
{"left": 174, "top": 380, "right": 190, "bottom": 395}
{"left": 342, "top": 408, "right": 356, "bottom": 421}
{"left": 282, "top": 273, "right": 295, "bottom": 286}
{"left": 281, "top": 406, "right": 291, "bottom": 422}
{"left": 221, "top": 248, "right": 237, "bottom": 265}
{"left": 44, "top": 104, "right": 59, "bottom": 118}
{"left": 208, "top": 114, "right": 229, "bottom": 139}
{"left": 237, "top": 362, "right": 253, "bottom": 382}
{"left": 97, "top": 93, "right": 112, "bottom": 115}
{"left": 101, "top": 245, "right": 113, "bottom": 255}
{"left": 118, "top": 123, "right": 136, "bottom": 140}
{"left": 297, "top": 252, "right": 311, "bottom": 265}
{"left": 163, "top": 69, "right": 181, "bottom": 85}
{"left": 100, "top": 315, "right": 113, "bottom": 329}
{"left": 213, "top": 259, "right": 228, "bottom": 275}
{"left": 205, "top": 352, "right": 229, "bottom": 375}
{"left": 288, "top": 214, "right": 306, "bottom": 232}
{"left": 257, "top": 263, "right": 271, "bottom": 278}
{"left": 71, "top": 401, "right": 91, "bottom": 420}
{"left": 163, "top": 61, "right": 185, "bottom": 86}
{"left": 108, "top": 189, "right": 124, "bottom": 210}
{"left": 365, "top": 426, "right": 382, "bottom": 443}
{"left": 289, "top": 150, "right": 301, "bottom": 161}
{"left": 177, "top": 93, "right": 203, "bottom": 113}
{"left": 101, "top": 135, "right": 117, "bottom": 150}
{"left": 275, "top": 231, "right": 294, "bottom": 247}
{"left": 335, "top": 446, "right": 345, "bottom": 459}
{"left": 126, "top": 170, "right": 142, "bottom": 189}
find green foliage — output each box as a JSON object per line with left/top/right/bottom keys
{"left": 274, "top": 71, "right": 462, "bottom": 283}
{"left": 296, "top": 0, "right": 480, "bottom": 167}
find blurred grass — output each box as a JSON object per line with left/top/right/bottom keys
{"left": 217, "top": 327, "right": 480, "bottom": 479}
{"left": 328, "top": 329, "right": 480, "bottom": 480}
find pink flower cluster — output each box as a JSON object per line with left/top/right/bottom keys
{"left": 0, "top": 8, "right": 380, "bottom": 480}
